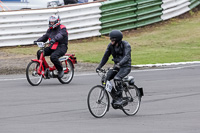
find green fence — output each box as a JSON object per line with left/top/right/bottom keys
{"left": 136, "top": 0, "right": 162, "bottom": 27}
{"left": 100, "top": 0, "right": 163, "bottom": 34}
{"left": 189, "top": 0, "right": 200, "bottom": 9}
{"left": 100, "top": 0, "right": 138, "bottom": 34}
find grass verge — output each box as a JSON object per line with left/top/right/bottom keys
{"left": 1, "top": 10, "right": 200, "bottom": 65}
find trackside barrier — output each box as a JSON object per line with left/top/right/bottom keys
{"left": 0, "top": 9, "right": 57, "bottom": 47}
{"left": 100, "top": 0, "right": 138, "bottom": 34}
{"left": 135, "top": 0, "right": 163, "bottom": 28}
{"left": 0, "top": 3, "right": 102, "bottom": 47}
{"left": 0, "top": 0, "right": 200, "bottom": 47}
{"left": 161, "top": 0, "right": 191, "bottom": 20}
{"left": 57, "top": 3, "right": 102, "bottom": 40}
{"left": 189, "top": 0, "right": 200, "bottom": 9}
{"left": 99, "top": 0, "right": 163, "bottom": 35}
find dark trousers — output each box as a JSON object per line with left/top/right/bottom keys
{"left": 37, "top": 44, "right": 67, "bottom": 72}
{"left": 106, "top": 66, "right": 131, "bottom": 97}
{"left": 106, "top": 66, "right": 131, "bottom": 81}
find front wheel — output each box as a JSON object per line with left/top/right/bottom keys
{"left": 122, "top": 85, "right": 141, "bottom": 116}
{"left": 58, "top": 59, "right": 74, "bottom": 84}
{"left": 87, "top": 85, "right": 110, "bottom": 118}
{"left": 26, "top": 61, "right": 43, "bottom": 86}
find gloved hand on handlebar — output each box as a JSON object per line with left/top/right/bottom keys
{"left": 49, "top": 39, "right": 56, "bottom": 45}
{"left": 96, "top": 67, "right": 101, "bottom": 73}
{"left": 33, "top": 41, "right": 38, "bottom": 45}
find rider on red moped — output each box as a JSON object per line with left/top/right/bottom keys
{"left": 34, "top": 15, "right": 68, "bottom": 78}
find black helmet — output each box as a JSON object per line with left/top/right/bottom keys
{"left": 49, "top": 15, "right": 60, "bottom": 29}
{"left": 109, "top": 30, "right": 123, "bottom": 43}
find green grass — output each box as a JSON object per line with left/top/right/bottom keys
{"left": 2, "top": 11, "right": 200, "bottom": 65}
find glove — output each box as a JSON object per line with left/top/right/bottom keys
{"left": 113, "top": 63, "right": 120, "bottom": 70}
{"left": 49, "top": 39, "right": 56, "bottom": 45}
{"left": 96, "top": 67, "right": 101, "bottom": 73}
{"left": 33, "top": 41, "right": 38, "bottom": 45}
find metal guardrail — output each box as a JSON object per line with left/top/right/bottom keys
{"left": 135, "top": 0, "right": 163, "bottom": 28}
{"left": 161, "top": 0, "right": 191, "bottom": 20}
{"left": 57, "top": 3, "right": 102, "bottom": 40}
{"left": 0, "top": 0, "right": 199, "bottom": 47}
{"left": 189, "top": 0, "right": 200, "bottom": 9}
{"left": 0, "top": 3, "right": 102, "bottom": 47}
{"left": 0, "top": 9, "right": 57, "bottom": 46}
{"left": 100, "top": 0, "right": 138, "bottom": 34}
{"left": 100, "top": 0, "right": 163, "bottom": 35}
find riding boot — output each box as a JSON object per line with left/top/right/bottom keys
{"left": 113, "top": 80, "right": 126, "bottom": 106}
{"left": 58, "top": 70, "right": 64, "bottom": 78}
{"left": 114, "top": 92, "right": 126, "bottom": 106}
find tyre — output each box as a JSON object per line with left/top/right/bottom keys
{"left": 87, "top": 85, "right": 110, "bottom": 118}
{"left": 26, "top": 61, "right": 42, "bottom": 86}
{"left": 58, "top": 59, "right": 74, "bottom": 84}
{"left": 122, "top": 85, "right": 141, "bottom": 116}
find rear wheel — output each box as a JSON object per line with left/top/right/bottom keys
{"left": 26, "top": 61, "right": 42, "bottom": 86}
{"left": 122, "top": 85, "right": 141, "bottom": 116}
{"left": 58, "top": 59, "right": 74, "bottom": 84}
{"left": 87, "top": 85, "right": 110, "bottom": 118}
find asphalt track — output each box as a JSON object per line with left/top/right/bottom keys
{"left": 0, "top": 64, "right": 200, "bottom": 133}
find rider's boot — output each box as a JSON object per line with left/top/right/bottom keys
{"left": 113, "top": 92, "right": 126, "bottom": 106}
{"left": 113, "top": 79, "right": 126, "bottom": 106}
{"left": 44, "top": 68, "right": 50, "bottom": 79}
{"left": 58, "top": 70, "right": 64, "bottom": 78}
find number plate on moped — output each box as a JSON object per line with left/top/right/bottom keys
{"left": 37, "top": 42, "right": 45, "bottom": 48}
{"left": 105, "top": 81, "right": 113, "bottom": 92}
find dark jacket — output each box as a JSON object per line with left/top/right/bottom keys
{"left": 98, "top": 41, "right": 131, "bottom": 68}
{"left": 37, "top": 24, "right": 68, "bottom": 50}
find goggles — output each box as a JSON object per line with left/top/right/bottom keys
{"left": 110, "top": 37, "right": 117, "bottom": 42}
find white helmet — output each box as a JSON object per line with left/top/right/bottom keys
{"left": 49, "top": 15, "right": 60, "bottom": 29}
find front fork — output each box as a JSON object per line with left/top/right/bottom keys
{"left": 37, "top": 61, "right": 45, "bottom": 77}
{"left": 31, "top": 59, "right": 45, "bottom": 77}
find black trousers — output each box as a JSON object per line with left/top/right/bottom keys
{"left": 37, "top": 44, "right": 67, "bottom": 72}
{"left": 106, "top": 66, "right": 131, "bottom": 81}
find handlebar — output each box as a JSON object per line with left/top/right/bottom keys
{"left": 96, "top": 69, "right": 107, "bottom": 80}
{"left": 96, "top": 68, "right": 106, "bottom": 73}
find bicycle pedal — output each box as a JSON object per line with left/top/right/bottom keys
{"left": 111, "top": 103, "right": 121, "bottom": 109}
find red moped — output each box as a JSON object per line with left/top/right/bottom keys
{"left": 26, "top": 42, "right": 77, "bottom": 86}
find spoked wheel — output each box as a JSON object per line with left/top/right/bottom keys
{"left": 58, "top": 59, "right": 74, "bottom": 84}
{"left": 87, "top": 85, "right": 110, "bottom": 118}
{"left": 122, "top": 85, "right": 141, "bottom": 116}
{"left": 26, "top": 61, "right": 43, "bottom": 86}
